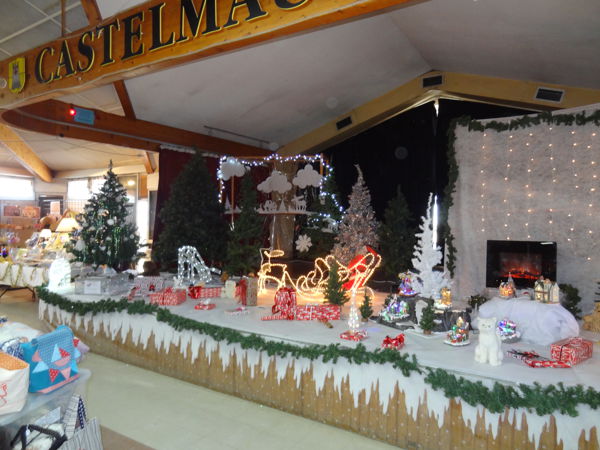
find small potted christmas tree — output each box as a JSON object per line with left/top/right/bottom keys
{"left": 324, "top": 260, "right": 348, "bottom": 306}
{"left": 419, "top": 303, "right": 435, "bottom": 335}
{"left": 359, "top": 290, "right": 373, "bottom": 322}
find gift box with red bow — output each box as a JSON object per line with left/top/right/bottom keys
{"left": 381, "top": 334, "right": 405, "bottom": 350}
{"left": 188, "top": 286, "right": 222, "bottom": 299}
{"left": 149, "top": 287, "right": 187, "bottom": 306}
{"left": 550, "top": 337, "right": 593, "bottom": 366}
{"left": 262, "top": 287, "right": 296, "bottom": 320}
{"left": 295, "top": 304, "right": 341, "bottom": 321}
{"left": 235, "top": 278, "right": 258, "bottom": 306}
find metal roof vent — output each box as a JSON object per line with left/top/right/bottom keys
{"left": 422, "top": 74, "right": 443, "bottom": 88}
{"left": 535, "top": 87, "right": 564, "bottom": 103}
{"left": 336, "top": 116, "right": 353, "bottom": 130}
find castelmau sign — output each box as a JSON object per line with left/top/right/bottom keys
{"left": 0, "top": 0, "right": 412, "bottom": 108}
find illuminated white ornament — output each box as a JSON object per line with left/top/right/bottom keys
{"left": 75, "top": 239, "right": 86, "bottom": 252}
{"left": 175, "top": 245, "right": 213, "bottom": 287}
{"left": 295, "top": 234, "right": 312, "bottom": 253}
{"left": 107, "top": 219, "right": 115, "bottom": 225}
{"left": 347, "top": 290, "right": 360, "bottom": 333}
{"left": 48, "top": 258, "right": 71, "bottom": 292}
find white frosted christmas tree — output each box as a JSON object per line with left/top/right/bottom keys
{"left": 333, "top": 165, "right": 379, "bottom": 265}
{"left": 410, "top": 193, "right": 450, "bottom": 299}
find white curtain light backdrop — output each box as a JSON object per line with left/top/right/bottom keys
{"left": 449, "top": 106, "right": 599, "bottom": 313}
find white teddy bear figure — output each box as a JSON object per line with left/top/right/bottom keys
{"left": 474, "top": 317, "right": 503, "bottom": 366}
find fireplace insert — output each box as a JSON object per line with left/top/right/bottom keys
{"left": 486, "top": 240, "right": 557, "bottom": 288}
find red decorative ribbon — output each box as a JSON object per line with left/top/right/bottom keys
{"left": 507, "top": 349, "right": 571, "bottom": 368}
{"left": 236, "top": 279, "right": 248, "bottom": 305}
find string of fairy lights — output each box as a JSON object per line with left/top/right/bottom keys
{"left": 217, "top": 153, "right": 345, "bottom": 224}
{"left": 476, "top": 124, "right": 598, "bottom": 262}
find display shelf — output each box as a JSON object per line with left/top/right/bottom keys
{"left": 38, "top": 288, "right": 600, "bottom": 450}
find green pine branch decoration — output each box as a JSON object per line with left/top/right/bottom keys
{"left": 37, "top": 287, "right": 600, "bottom": 418}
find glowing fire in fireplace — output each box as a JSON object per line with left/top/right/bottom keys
{"left": 499, "top": 252, "right": 542, "bottom": 281}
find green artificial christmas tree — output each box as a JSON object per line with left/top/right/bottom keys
{"left": 153, "top": 153, "right": 228, "bottom": 268}
{"left": 419, "top": 303, "right": 435, "bottom": 334}
{"left": 379, "top": 186, "right": 415, "bottom": 278}
{"left": 324, "top": 259, "right": 349, "bottom": 305}
{"left": 298, "top": 168, "right": 344, "bottom": 259}
{"left": 559, "top": 283, "right": 582, "bottom": 319}
{"left": 333, "top": 165, "right": 379, "bottom": 265}
{"left": 70, "top": 163, "right": 141, "bottom": 270}
{"left": 224, "top": 174, "right": 264, "bottom": 275}
{"left": 359, "top": 290, "right": 373, "bottom": 320}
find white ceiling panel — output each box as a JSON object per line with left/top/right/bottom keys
{"left": 0, "top": 147, "right": 23, "bottom": 168}
{"left": 10, "top": 128, "right": 146, "bottom": 171}
{"left": 126, "top": 12, "right": 430, "bottom": 146}
{"left": 96, "top": 0, "right": 146, "bottom": 19}
{"left": 59, "top": 85, "right": 125, "bottom": 114}
{"left": 391, "top": 0, "right": 600, "bottom": 89}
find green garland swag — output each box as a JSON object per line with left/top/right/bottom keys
{"left": 37, "top": 287, "right": 600, "bottom": 417}
{"left": 443, "top": 108, "right": 600, "bottom": 278}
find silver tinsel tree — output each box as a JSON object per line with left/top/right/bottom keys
{"left": 333, "top": 165, "right": 379, "bottom": 264}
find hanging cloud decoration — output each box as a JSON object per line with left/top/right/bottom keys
{"left": 292, "top": 164, "right": 322, "bottom": 188}
{"left": 257, "top": 170, "right": 292, "bottom": 193}
{"left": 219, "top": 157, "right": 246, "bottom": 181}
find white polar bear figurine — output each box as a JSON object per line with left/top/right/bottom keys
{"left": 474, "top": 317, "right": 503, "bottom": 366}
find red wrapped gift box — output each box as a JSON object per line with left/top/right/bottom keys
{"left": 550, "top": 337, "right": 593, "bottom": 366}
{"left": 149, "top": 287, "right": 187, "bottom": 306}
{"left": 381, "top": 334, "right": 405, "bottom": 350}
{"left": 188, "top": 286, "right": 222, "bottom": 299}
{"left": 295, "top": 304, "right": 341, "bottom": 321}
{"left": 262, "top": 287, "right": 296, "bottom": 320}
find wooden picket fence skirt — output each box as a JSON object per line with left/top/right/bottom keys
{"left": 43, "top": 310, "right": 599, "bottom": 450}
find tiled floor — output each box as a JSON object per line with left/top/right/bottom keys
{"left": 1, "top": 292, "right": 400, "bottom": 450}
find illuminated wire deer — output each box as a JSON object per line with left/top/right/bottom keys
{"left": 258, "top": 246, "right": 381, "bottom": 300}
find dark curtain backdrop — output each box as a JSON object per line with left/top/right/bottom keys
{"left": 151, "top": 149, "right": 220, "bottom": 244}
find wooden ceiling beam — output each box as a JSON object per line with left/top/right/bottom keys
{"left": 0, "top": 0, "right": 417, "bottom": 109}
{"left": 113, "top": 80, "right": 137, "bottom": 120}
{"left": 0, "top": 123, "right": 53, "bottom": 182}
{"left": 1, "top": 99, "right": 271, "bottom": 158}
{"left": 79, "top": 0, "right": 102, "bottom": 26}
{"left": 0, "top": 165, "right": 31, "bottom": 177}
{"left": 279, "top": 71, "right": 600, "bottom": 155}
{"left": 142, "top": 152, "right": 154, "bottom": 174}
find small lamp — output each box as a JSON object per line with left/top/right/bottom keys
{"left": 55, "top": 217, "right": 80, "bottom": 233}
